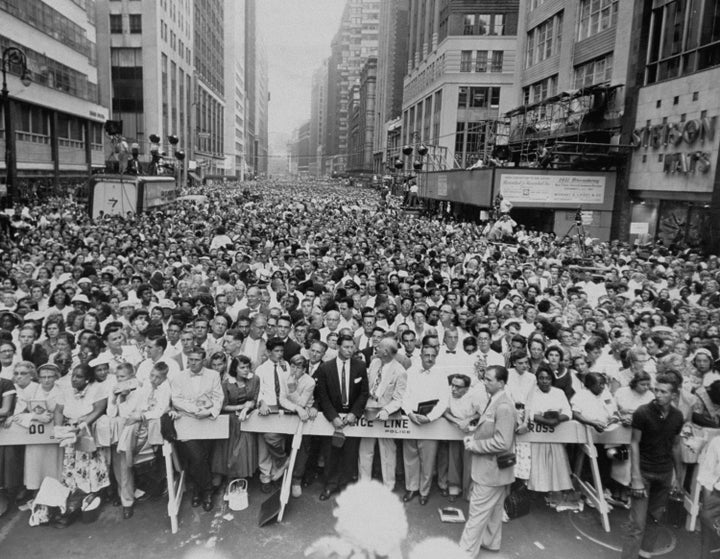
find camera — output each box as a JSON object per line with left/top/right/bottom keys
{"left": 606, "top": 446, "right": 629, "bottom": 461}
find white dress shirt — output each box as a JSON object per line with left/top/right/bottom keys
{"left": 256, "top": 359, "right": 289, "bottom": 407}
{"left": 170, "top": 367, "right": 223, "bottom": 418}
{"left": 401, "top": 364, "right": 450, "bottom": 422}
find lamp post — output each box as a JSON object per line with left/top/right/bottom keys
{"left": 2, "top": 47, "right": 32, "bottom": 206}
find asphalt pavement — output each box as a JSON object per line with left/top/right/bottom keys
{"left": 0, "top": 477, "right": 704, "bottom": 559}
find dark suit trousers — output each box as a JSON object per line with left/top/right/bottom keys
{"left": 325, "top": 437, "right": 359, "bottom": 491}
{"left": 176, "top": 439, "right": 213, "bottom": 494}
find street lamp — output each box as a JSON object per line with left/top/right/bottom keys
{"left": 2, "top": 47, "right": 32, "bottom": 206}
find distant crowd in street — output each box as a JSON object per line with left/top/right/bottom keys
{"left": 0, "top": 176, "right": 719, "bottom": 558}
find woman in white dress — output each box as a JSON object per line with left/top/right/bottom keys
{"left": 15, "top": 363, "right": 63, "bottom": 492}
{"left": 525, "top": 366, "right": 573, "bottom": 496}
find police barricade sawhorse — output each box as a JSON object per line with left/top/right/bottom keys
{"left": 0, "top": 416, "right": 631, "bottom": 534}
{"left": 168, "top": 412, "right": 631, "bottom": 534}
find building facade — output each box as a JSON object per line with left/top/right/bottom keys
{"left": 625, "top": 0, "right": 720, "bottom": 250}
{"left": 223, "top": 0, "right": 246, "bottom": 180}
{"left": 309, "top": 59, "right": 328, "bottom": 177}
{"left": 348, "top": 57, "right": 377, "bottom": 174}
{"left": 373, "top": 0, "right": 409, "bottom": 174}
{"left": 324, "top": 0, "right": 380, "bottom": 175}
{"left": 401, "top": 0, "right": 520, "bottom": 172}
{"left": 1, "top": 0, "right": 109, "bottom": 196}
{"left": 194, "top": 0, "right": 225, "bottom": 177}
{"left": 97, "top": 0, "right": 193, "bottom": 171}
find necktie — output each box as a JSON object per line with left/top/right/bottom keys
{"left": 365, "top": 337, "right": 371, "bottom": 349}
{"left": 341, "top": 360, "right": 348, "bottom": 406}
{"left": 371, "top": 364, "right": 383, "bottom": 400}
{"left": 274, "top": 363, "right": 280, "bottom": 401}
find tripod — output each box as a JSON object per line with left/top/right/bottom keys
{"left": 560, "top": 219, "right": 587, "bottom": 257}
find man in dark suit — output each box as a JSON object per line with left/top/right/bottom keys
{"left": 277, "top": 315, "right": 302, "bottom": 361}
{"left": 315, "top": 333, "right": 369, "bottom": 500}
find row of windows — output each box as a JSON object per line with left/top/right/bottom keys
{"left": 577, "top": 0, "right": 618, "bottom": 41}
{"left": 0, "top": 0, "right": 96, "bottom": 64}
{"left": 458, "top": 86, "right": 501, "bottom": 109}
{"left": 0, "top": 35, "right": 98, "bottom": 103}
{"left": 161, "top": 21, "right": 190, "bottom": 64}
{"left": 646, "top": 0, "right": 720, "bottom": 84}
{"left": 460, "top": 51, "right": 504, "bottom": 73}
{"left": 109, "top": 13, "right": 141, "bottom": 34}
{"left": 574, "top": 53, "right": 613, "bottom": 88}
{"left": 402, "top": 90, "right": 442, "bottom": 147}
{"left": 1, "top": 102, "right": 103, "bottom": 144}
{"left": 462, "top": 14, "right": 506, "bottom": 36}
{"left": 526, "top": 11, "right": 563, "bottom": 68}
{"left": 522, "top": 75, "right": 558, "bottom": 105}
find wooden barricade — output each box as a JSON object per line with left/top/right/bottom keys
{"left": 0, "top": 413, "right": 631, "bottom": 535}
{"left": 683, "top": 427, "right": 720, "bottom": 532}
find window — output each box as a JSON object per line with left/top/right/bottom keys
{"left": 129, "top": 14, "right": 142, "bottom": 33}
{"left": 458, "top": 87, "right": 469, "bottom": 108}
{"left": 645, "top": 0, "right": 720, "bottom": 84}
{"left": 432, "top": 90, "right": 442, "bottom": 141}
{"left": 463, "top": 14, "right": 475, "bottom": 35}
{"left": 457, "top": 87, "right": 501, "bottom": 109}
{"left": 522, "top": 75, "right": 558, "bottom": 104}
{"left": 490, "top": 14, "right": 505, "bottom": 36}
{"left": 574, "top": 53, "right": 613, "bottom": 87}
{"left": 475, "top": 51, "right": 488, "bottom": 72}
{"left": 491, "top": 51, "right": 504, "bottom": 72}
{"left": 460, "top": 50, "right": 472, "bottom": 72}
{"left": 578, "top": 0, "right": 618, "bottom": 41}
{"left": 110, "top": 14, "right": 123, "bottom": 33}
{"left": 461, "top": 13, "right": 506, "bottom": 35}
{"left": 526, "top": 12, "right": 563, "bottom": 67}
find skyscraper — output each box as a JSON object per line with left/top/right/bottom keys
{"left": 324, "top": 0, "right": 380, "bottom": 175}
{"left": 97, "top": 0, "right": 193, "bottom": 167}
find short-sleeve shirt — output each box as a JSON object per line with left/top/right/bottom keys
{"left": 631, "top": 400, "right": 684, "bottom": 474}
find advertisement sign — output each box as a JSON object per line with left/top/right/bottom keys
{"left": 500, "top": 174, "right": 606, "bottom": 205}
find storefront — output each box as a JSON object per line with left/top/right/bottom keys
{"left": 494, "top": 169, "right": 617, "bottom": 241}
{"left": 626, "top": 66, "right": 720, "bottom": 248}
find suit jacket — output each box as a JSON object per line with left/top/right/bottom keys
{"left": 353, "top": 346, "right": 374, "bottom": 368}
{"left": 21, "top": 343, "right": 49, "bottom": 368}
{"left": 282, "top": 338, "right": 302, "bottom": 361}
{"left": 315, "top": 358, "right": 369, "bottom": 422}
{"left": 467, "top": 390, "right": 516, "bottom": 487}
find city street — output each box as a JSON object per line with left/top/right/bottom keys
{"left": 0, "top": 479, "right": 701, "bottom": 558}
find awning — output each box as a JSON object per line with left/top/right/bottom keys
{"left": 188, "top": 172, "right": 202, "bottom": 181}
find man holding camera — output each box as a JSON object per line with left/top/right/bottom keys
{"left": 460, "top": 365, "right": 516, "bottom": 555}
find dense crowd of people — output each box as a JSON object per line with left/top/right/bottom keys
{"left": 0, "top": 177, "right": 719, "bottom": 557}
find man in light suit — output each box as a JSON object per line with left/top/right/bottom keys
{"left": 460, "top": 365, "right": 516, "bottom": 556}
{"left": 315, "top": 333, "right": 369, "bottom": 500}
{"left": 358, "top": 338, "right": 407, "bottom": 489}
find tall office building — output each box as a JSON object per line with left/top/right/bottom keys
{"left": 223, "top": 0, "right": 246, "bottom": 180}
{"left": 194, "top": 0, "right": 225, "bottom": 177}
{"left": 97, "top": 0, "right": 193, "bottom": 167}
{"left": 347, "top": 57, "right": 377, "bottom": 174}
{"left": 324, "top": 0, "right": 380, "bottom": 175}
{"left": 1, "top": 0, "right": 109, "bottom": 195}
{"left": 309, "top": 59, "right": 328, "bottom": 177}
{"left": 401, "top": 1, "right": 519, "bottom": 170}
{"left": 244, "top": 0, "right": 268, "bottom": 177}
{"left": 373, "top": 0, "right": 409, "bottom": 174}
{"left": 255, "top": 36, "right": 269, "bottom": 176}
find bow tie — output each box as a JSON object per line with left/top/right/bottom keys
{"left": 446, "top": 350, "right": 456, "bottom": 354}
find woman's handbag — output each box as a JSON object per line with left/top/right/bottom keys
{"left": 504, "top": 481, "right": 530, "bottom": 519}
